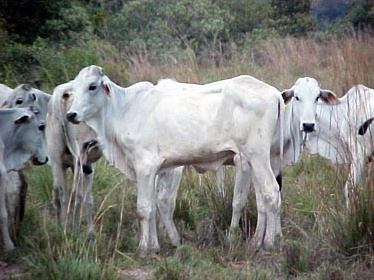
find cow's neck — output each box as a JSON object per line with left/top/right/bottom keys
{"left": 283, "top": 101, "right": 304, "bottom": 165}
{"left": 306, "top": 101, "right": 350, "bottom": 163}
{"left": 86, "top": 84, "right": 136, "bottom": 180}
{"left": 316, "top": 103, "right": 344, "bottom": 140}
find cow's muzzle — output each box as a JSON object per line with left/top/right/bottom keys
{"left": 302, "top": 123, "right": 315, "bottom": 133}
{"left": 32, "top": 156, "right": 48, "bottom": 165}
{"left": 66, "top": 112, "right": 80, "bottom": 124}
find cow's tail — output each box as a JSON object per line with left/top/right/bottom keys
{"left": 358, "top": 117, "right": 374, "bottom": 135}
{"left": 278, "top": 95, "right": 284, "bottom": 168}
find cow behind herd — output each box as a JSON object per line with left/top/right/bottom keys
{"left": 0, "top": 65, "right": 373, "bottom": 253}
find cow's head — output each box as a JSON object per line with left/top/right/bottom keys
{"left": 281, "top": 77, "right": 339, "bottom": 133}
{"left": 12, "top": 110, "right": 48, "bottom": 168}
{"left": 3, "top": 84, "right": 51, "bottom": 120}
{"left": 66, "top": 65, "right": 111, "bottom": 124}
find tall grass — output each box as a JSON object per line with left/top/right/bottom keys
{"left": 1, "top": 33, "right": 373, "bottom": 279}
{"left": 117, "top": 33, "right": 373, "bottom": 95}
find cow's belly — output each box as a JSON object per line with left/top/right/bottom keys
{"left": 160, "top": 150, "right": 235, "bottom": 170}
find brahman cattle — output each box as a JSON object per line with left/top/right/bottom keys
{"left": 306, "top": 85, "right": 374, "bottom": 207}
{"left": 1, "top": 84, "right": 50, "bottom": 236}
{"left": 66, "top": 65, "right": 284, "bottom": 252}
{"left": 0, "top": 108, "right": 48, "bottom": 250}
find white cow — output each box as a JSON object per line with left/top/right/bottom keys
{"left": 0, "top": 108, "right": 48, "bottom": 250}
{"left": 46, "top": 81, "right": 104, "bottom": 236}
{"left": 48, "top": 80, "right": 186, "bottom": 242}
{"left": 306, "top": 85, "right": 374, "bottom": 207}
{"left": 66, "top": 65, "right": 284, "bottom": 252}
{"left": 155, "top": 77, "right": 339, "bottom": 244}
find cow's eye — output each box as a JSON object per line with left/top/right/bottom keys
{"left": 62, "top": 92, "right": 70, "bottom": 99}
{"left": 89, "top": 84, "right": 97, "bottom": 91}
{"left": 295, "top": 96, "right": 300, "bottom": 101}
{"left": 315, "top": 95, "right": 320, "bottom": 102}
{"left": 16, "top": 98, "right": 23, "bottom": 105}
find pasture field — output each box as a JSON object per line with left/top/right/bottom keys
{"left": 1, "top": 34, "right": 374, "bottom": 279}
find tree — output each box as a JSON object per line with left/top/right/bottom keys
{"left": 0, "top": 0, "right": 69, "bottom": 43}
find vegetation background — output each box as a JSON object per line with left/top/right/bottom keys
{"left": 0, "top": 0, "right": 373, "bottom": 279}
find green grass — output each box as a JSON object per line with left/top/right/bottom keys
{"left": 0, "top": 154, "right": 370, "bottom": 280}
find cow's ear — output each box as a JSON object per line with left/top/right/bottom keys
{"left": 320, "top": 89, "right": 339, "bottom": 105}
{"left": 102, "top": 83, "right": 110, "bottom": 96}
{"left": 14, "top": 114, "right": 31, "bottom": 125}
{"left": 102, "top": 76, "right": 111, "bottom": 97}
{"left": 281, "top": 89, "right": 294, "bottom": 104}
{"left": 22, "top": 84, "right": 32, "bottom": 91}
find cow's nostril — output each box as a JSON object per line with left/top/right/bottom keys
{"left": 32, "top": 156, "right": 48, "bottom": 165}
{"left": 302, "top": 123, "right": 315, "bottom": 132}
{"left": 66, "top": 112, "right": 79, "bottom": 123}
{"left": 38, "top": 123, "right": 46, "bottom": 131}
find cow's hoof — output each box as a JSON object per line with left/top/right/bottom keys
{"left": 5, "top": 242, "right": 15, "bottom": 252}
{"left": 227, "top": 227, "right": 242, "bottom": 245}
{"left": 248, "top": 238, "right": 263, "bottom": 253}
{"left": 136, "top": 245, "right": 160, "bottom": 259}
{"left": 87, "top": 229, "right": 96, "bottom": 241}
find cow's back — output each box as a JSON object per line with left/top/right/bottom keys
{"left": 0, "top": 84, "right": 12, "bottom": 106}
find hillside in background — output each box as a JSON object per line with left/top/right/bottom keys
{"left": 0, "top": 0, "right": 372, "bottom": 87}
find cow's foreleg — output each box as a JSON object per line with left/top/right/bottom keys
{"left": 81, "top": 166, "right": 95, "bottom": 239}
{"left": 0, "top": 169, "right": 15, "bottom": 251}
{"left": 136, "top": 166, "right": 158, "bottom": 253}
{"left": 52, "top": 163, "right": 68, "bottom": 229}
{"left": 6, "top": 172, "right": 20, "bottom": 238}
{"left": 72, "top": 159, "right": 84, "bottom": 234}
{"left": 215, "top": 166, "right": 225, "bottom": 197}
{"left": 157, "top": 167, "right": 183, "bottom": 247}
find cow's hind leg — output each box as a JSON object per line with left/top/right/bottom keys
{"left": 229, "top": 155, "right": 251, "bottom": 241}
{"left": 246, "top": 153, "right": 281, "bottom": 250}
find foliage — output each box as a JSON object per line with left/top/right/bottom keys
{"left": 0, "top": 0, "right": 69, "bottom": 43}
{"left": 0, "top": 0, "right": 372, "bottom": 83}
